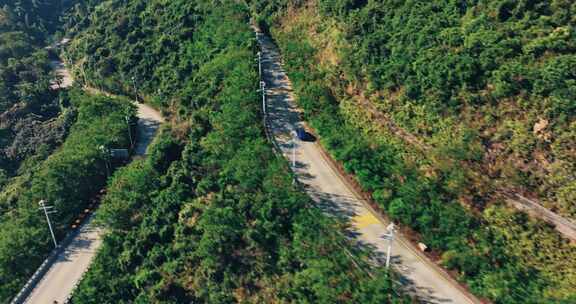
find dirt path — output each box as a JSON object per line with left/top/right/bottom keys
{"left": 49, "top": 60, "right": 73, "bottom": 89}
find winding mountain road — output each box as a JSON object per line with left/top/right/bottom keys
{"left": 256, "top": 28, "right": 482, "bottom": 304}
{"left": 19, "top": 60, "right": 163, "bottom": 304}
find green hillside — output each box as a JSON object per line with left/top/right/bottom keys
{"left": 249, "top": 0, "right": 576, "bottom": 303}
{"left": 254, "top": 0, "right": 576, "bottom": 217}
{"left": 63, "top": 1, "right": 409, "bottom": 303}
{"left": 0, "top": 1, "right": 136, "bottom": 300}
{"left": 1, "top": 1, "right": 574, "bottom": 303}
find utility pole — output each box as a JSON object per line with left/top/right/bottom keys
{"left": 260, "top": 81, "right": 266, "bottom": 116}
{"left": 384, "top": 223, "right": 396, "bottom": 269}
{"left": 82, "top": 39, "right": 89, "bottom": 87}
{"left": 98, "top": 145, "right": 110, "bottom": 178}
{"left": 38, "top": 200, "right": 58, "bottom": 249}
{"left": 292, "top": 130, "right": 298, "bottom": 185}
{"left": 292, "top": 131, "right": 297, "bottom": 169}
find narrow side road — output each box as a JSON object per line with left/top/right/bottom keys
{"left": 20, "top": 60, "right": 163, "bottom": 304}
{"left": 350, "top": 74, "right": 576, "bottom": 241}
{"left": 256, "top": 28, "right": 482, "bottom": 304}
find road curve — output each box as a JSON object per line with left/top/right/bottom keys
{"left": 135, "top": 103, "right": 164, "bottom": 156}
{"left": 256, "top": 28, "right": 482, "bottom": 304}
{"left": 21, "top": 62, "right": 163, "bottom": 304}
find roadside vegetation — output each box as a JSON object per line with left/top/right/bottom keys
{"left": 0, "top": 1, "right": 63, "bottom": 183}
{"left": 0, "top": 2, "right": 137, "bottom": 301}
{"left": 0, "top": 89, "right": 134, "bottom": 301}
{"left": 249, "top": 0, "right": 576, "bottom": 303}
{"left": 68, "top": 1, "right": 410, "bottom": 303}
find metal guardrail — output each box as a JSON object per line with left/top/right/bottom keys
{"left": 503, "top": 191, "right": 576, "bottom": 241}
{"left": 10, "top": 215, "right": 95, "bottom": 304}
{"left": 10, "top": 248, "right": 61, "bottom": 304}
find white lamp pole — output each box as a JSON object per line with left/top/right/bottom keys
{"left": 384, "top": 223, "right": 396, "bottom": 269}
{"left": 293, "top": 133, "right": 297, "bottom": 169}
{"left": 131, "top": 76, "right": 138, "bottom": 102}
{"left": 38, "top": 200, "right": 58, "bottom": 249}
{"left": 260, "top": 81, "right": 266, "bottom": 116}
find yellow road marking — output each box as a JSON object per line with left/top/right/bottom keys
{"left": 354, "top": 212, "right": 380, "bottom": 229}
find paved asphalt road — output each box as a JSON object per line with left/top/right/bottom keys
{"left": 23, "top": 218, "right": 103, "bottom": 304}
{"left": 22, "top": 62, "right": 163, "bottom": 304}
{"left": 256, "top": 28, "right": 482, "bottom": 304}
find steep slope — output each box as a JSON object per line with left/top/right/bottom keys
{"left": 0, "top": 28, "right": 62, "bottom": 180}
{"left": 0, "top": 2, "right": 140, "bottom": 302}
{"left": 0, "top": 0, "right": 61, "bottom": 41}
{"left": 66, "top": 1, "right": 410, "bottom": 303}
{"left": 253, "top": 0, "right": 576, "bottom": 219}
{"left": 21, "top": 93, "right": 163, "bottom": 304}
{"left": 249, "top": 0, "right": 576, "bottom": 303}
{"left": 0, "top": 90, "right": 134, "bottom": 302}
{"left": 257, "top": 25, "right": 480, "bottom": 303}
{"left": 0, "top": 0, "right": 89, "bottom": 189}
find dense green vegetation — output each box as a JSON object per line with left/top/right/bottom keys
{"left": 2, "top": 0, "right": 573, "bottom": 302}
{"left": 250, "top": 0, "right": 576, "bottom": 303}
{"left": 0, "top": 0, "right": 63, "bottom": 41}
{"left": 65, "top": 0, "right": 223, "bottom": 111}
{"left": 0, "top": 0, "right": 93, "bottom": 184}
{"left": 0, "top": 2, "right": 140, "bottom": 301}
{"left": 0, "top": 17, "right": 59, "bottom": 177}
{"left": 68, "top": 1, "right": 409, "bottom": 303}
{"left": 253, "top": 0, "right": 576, "bottom": 217}
{"left": 0, "top": 45, "right": 59, "bottom": 176}
{"left": 0, "top": 90, "right": 134, "bottom": 301}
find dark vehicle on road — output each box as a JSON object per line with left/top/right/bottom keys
{"left": 296, "top": 128, "right": 315, "bottom": 142}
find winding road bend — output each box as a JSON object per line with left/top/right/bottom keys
{"left": 20, "top": 60, "right": 163, "bottom": 304}
{"left": 256, "top": 28, "right": 482, "bottom": 304}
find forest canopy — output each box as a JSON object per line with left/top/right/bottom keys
{"left": 65, "top": 1, "right": 410, "bottom": 303}
{"left": 1, "top": 0, "right": 575, "bottom": 303}
{"left": 249, "top": 0, "right": 576, "bottom": 303}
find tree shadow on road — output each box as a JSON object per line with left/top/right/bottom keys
{"left": 136, "top": 117, "right": 162, "bottom": 155}
{"left": 56, "top": 225, "right": 102, "bottom": 263}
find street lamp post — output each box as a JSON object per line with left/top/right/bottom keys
{"left": 38, "top": 200, "right": 58, "bottom": 249}
{"left": 292, "top": 131, "right": 297, "bottom": 169}
{"left": 98, "top": 145, "right": 110, "bottom": 178}
{"left": 260, "top": 81, "right": 266, "bottom": 116}
{"left": 384, "top": 223, "right": 396, "bottom": 269}
{"left": 257, "top": 51, "right": 262, "bottom": 79}
{"left": 292, "top": 130, "right": 298, "bottom": 184}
